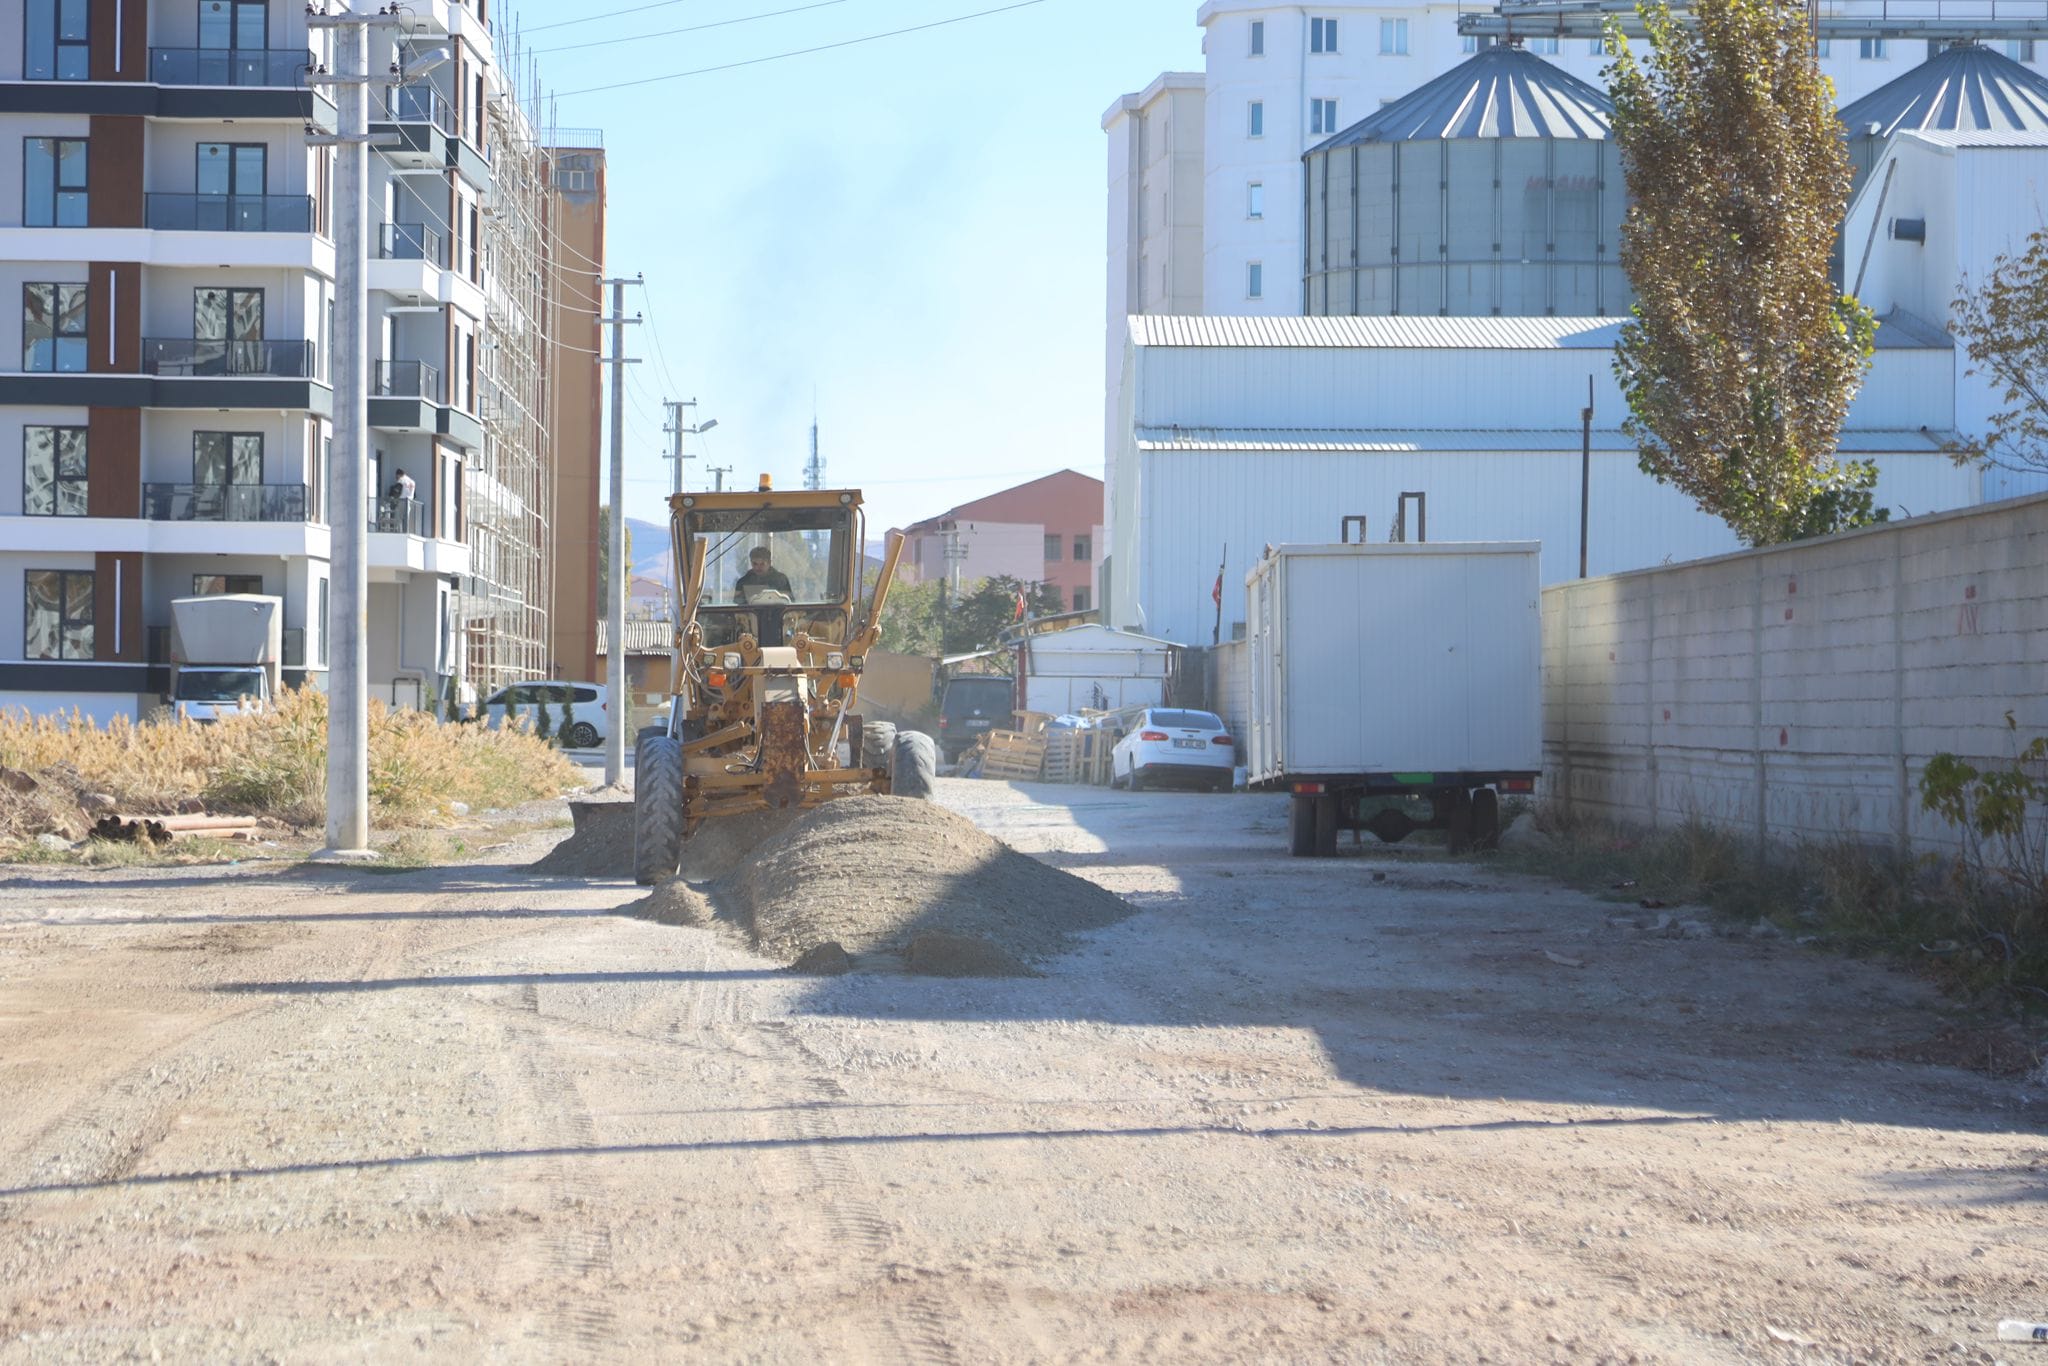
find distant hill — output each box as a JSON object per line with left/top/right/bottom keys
{"left": 627, "top": 516, "right": 672, "bottom": 584}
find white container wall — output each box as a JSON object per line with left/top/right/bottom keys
{"left": 1245, "top": 542, "right": 1543, "bottom": 784}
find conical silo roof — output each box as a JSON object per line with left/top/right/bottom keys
{"left": 1837, "top": 42, "right": 2048, "bottom": 139}
{"left": 1311, "top": 44, "right": 1614, "bottom": 149}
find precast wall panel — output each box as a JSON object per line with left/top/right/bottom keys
{"left": 1544, "top": 492, "right": 2048, "bottom": 855}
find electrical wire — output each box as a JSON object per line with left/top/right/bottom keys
{"left": 533, "top": 0, "right": 853, "bottom": 56}
{"left": 552, "top": 0, "right": 1048, "bottom": 99}
{"left": 519, "top": 0, "right": 701, "bottom": 35}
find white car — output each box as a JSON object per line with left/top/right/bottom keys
{"left": 481, "top": 680, "right": 608, "bottom": 749}
{"left": 1110, "top": 707, "right": 1236, "bottom": 792}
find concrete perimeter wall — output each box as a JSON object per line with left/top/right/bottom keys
{"left": 1542, "top": 493, "right": 2048, "bottom": 853}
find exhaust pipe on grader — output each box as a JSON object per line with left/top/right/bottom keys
{"left": 633, "top": 481, "right": 937, "bottom": 885}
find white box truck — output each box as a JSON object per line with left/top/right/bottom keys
{"left": 1244, "top": 542, "right": 1541, "bottom": 857}
{"left": 169, "top": 594, "right": 283, "bottom": 722}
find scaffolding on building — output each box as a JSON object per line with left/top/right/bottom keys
{"left": 461, "top": 25, "right": 559, "bottom": 701}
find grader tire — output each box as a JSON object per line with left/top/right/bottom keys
{"left": 861, "top": 721, "right": 897, "bottom": 771}
{"left": 892, "top": 731, "right": 938, "bottom": 801}
{"left": 633, "top": 736, "right": 686, "bottom": 885}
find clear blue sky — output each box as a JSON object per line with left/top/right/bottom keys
{"left": 508, "top": 0, "right": 1201, "bottom": 536}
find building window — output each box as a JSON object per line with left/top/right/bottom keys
{"left": 1248, "top": 100, "right": 1264, "bottom": 137}
{"left": 1073, "top": 534, "right": 1091, "bottom": 563}
{"left": 194, "top": 432, "right": 263, "bottom": 487}
{"left": 1528, "top": 36, "right": 1560, "bottom": 55}
{"left": 1380, "top": 18, "right": 1409, "bottom": 54}
{"left": 1589, "top": 37, "right": 1606, "bottom": 54}
{"left": 1816, "top": 38, "right": 1831, "bottom": 56}
{"left": 1248, "top": 182, "right": 1264, "bottom": 219}
{"left": 199, "top": 0, "right": 269, "bottom": 51}
{"left": 1247, "top": 262, "right": 1264, "bottom": 299}
{"left": 24, "top": 283, "right": 88, "bottom": 373}
{"left": 25, "top": 569, "right": 93, "bottom": 660}
{"left": 1310, "top": 98, "right": 1339, "bottom": 135}
{"left": 22, "top": 426, "right": 88, "bottom": 516}
{"left": 27, "top": 0, "right": 91, "bottom": 80}
{"left": 317, "top": 576, "right": 329, "bottom": 666}
{"left": 24, "top": 137, "right": 88, "bottom": 227}
{"left": 1249, "top": 19, "right": 1264, "bottom": 55}
{"left": 2007, "top": 39, "right": 2036, "bottom": 61}
{"left": 1072, "top": 587, "right": 1091, "bottom": 613}
{"left": 1310, "top": 17, "right": 1338, "bottom": 53}
{"left": 1860, "top": 37, "right": 1887, "bottom": 58}
{"left": 1044, "top": 533, "right": 1062, "bottom": 562}
{"left": 1461, "top": 34, "right": 1477, "bottom": 53}
{"left": 192, "top": 574, "right": 264, "bottom": 596}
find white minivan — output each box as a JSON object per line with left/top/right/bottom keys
{"left": 1110, "top": 707, "right": 1236, "bottom": 792}
{"left": 481, "top": 680, "right": 608, "bottom": 749}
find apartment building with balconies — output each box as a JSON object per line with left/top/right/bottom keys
{"left": 0, "top": 0, "right": 563, "bottom": 721}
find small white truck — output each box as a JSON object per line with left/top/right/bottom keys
{"left": 168, "top": 594, "right": 283, "bottom": 722}
{"left": 1243, "top": 542, "right": 1542, "bottom": 856}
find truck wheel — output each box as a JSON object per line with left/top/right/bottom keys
{"left": 1314, "top": 793, "right": 1340, "bottom": 858}
{"left": 1471, "top": 787, "right": 1501, "bottom": 851}
{"left": 633, "top": 736, "right": 686, "bottom": 885}
{"left": 860, "top": 720, "right": 897, "bottom": 771}
{"left": 567, "top": 721, "right": 599, "bottom": 749}
{"left": 1289, "top": 794, "right": 1316, "bottom": 857}
{"left": 1442, "top": 788, "right": 1476, "bottom": 854}
{"left": 892, "top": 731, "right": 938, "bottom": 801}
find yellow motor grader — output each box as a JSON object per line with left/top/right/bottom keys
{"left": 632, "top": 479, "right": 935, "bottom": 884}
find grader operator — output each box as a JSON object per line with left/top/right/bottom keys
{"left": 633, "top": 480, "right": 936, "bottom": 885}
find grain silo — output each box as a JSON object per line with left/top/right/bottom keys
{"left": 1837, "top": 42, "right": 2048, "bottom": 197}
{"left": 1302, "top": 44, "right": 1627, "bottom": 317}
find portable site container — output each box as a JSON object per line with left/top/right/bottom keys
{"left": 1244, "top": 541, "right": 1541, "bottom": 855}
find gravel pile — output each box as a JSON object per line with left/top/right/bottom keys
{"left": 625, "top": 795, "right": 1132, "bottom": 974}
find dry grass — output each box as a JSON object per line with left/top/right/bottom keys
{"left": 0, "top": 689, "right": 582, "bottom": 840}
{"left": 1504, "top": 803, "right": 2048, "bottom": 1002}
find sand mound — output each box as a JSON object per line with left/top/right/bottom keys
{"left": 631, "top": 878, "right": 712, "bottom": 927}
{"left": 791, "top": 942, "right": 854, "bottom": 975}
{"left": 717, "top": 796, "right": 1132, "bottom": 967}
{"left": 532, "top": 801, "right": 798, "bottom": 881}
{"left": 904, "top": 932, "right": 1036, "bottom": 978}
{"left": 0, "top": 765, "right": 95, "bottom": 849}
{"left": 529, "top": 797, "right": 633, "bottom": 876}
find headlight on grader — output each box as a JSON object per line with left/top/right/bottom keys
{"left": 722, "top": 652, "right": 742, "bottom": 671}
{"left": 825, "top": 652, "right": 845, "bottom": 670}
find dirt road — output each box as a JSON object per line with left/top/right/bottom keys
{"left": 1, "top": 782, "right": 2042, "bottom": 1362}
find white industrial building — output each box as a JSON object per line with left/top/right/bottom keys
{"left": 1104, "top": 313, "right": 1978, "bottom": 646}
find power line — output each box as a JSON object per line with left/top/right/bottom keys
{"left": 533, "top": 0, "right": 852, "bottom": 56}
{"left": 553, "top": 0, "right": 1048, "bottom": 99}
{"left": 520, "top": 0, "right": 699, "bottom": 34}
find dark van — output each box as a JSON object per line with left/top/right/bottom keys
{"left": 938, "top": 675, "right": 1014, "bottom": 764}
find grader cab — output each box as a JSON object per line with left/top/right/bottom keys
{"left": 632, "top": 482, "right": 936, "bottom": 884}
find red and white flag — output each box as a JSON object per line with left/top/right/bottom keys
{"left": 1211, "top": 570, "right": 1224, "bottom": 608}
{"left": 1013, "top": 588, "right": 1028, "bottom": 621}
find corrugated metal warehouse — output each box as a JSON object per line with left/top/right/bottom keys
{"left": 1104, "top": 314, "right": 1978, "bottom": 646}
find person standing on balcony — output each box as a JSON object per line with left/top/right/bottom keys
{"left": 391, "top": 468, "right": 417, "bottom": 504}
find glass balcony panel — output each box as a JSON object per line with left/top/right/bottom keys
{"left": 149, "top": 47, "right": 315, "bottom": 87}
{"left": 142, "top": 483, "right": 311, "bottom": 523}
{"left": 373, "top": 360, "right": 444, "bottom": 403}
{"left": 143, "top": 338, "right": 315, "bottom": 378}
{"left": 369, "top": 495, "right": 430, "bottom": 536}
{"left": 378, "top": 222, "right": 449, "bottom": 268}
{"left": 144, "top": 192, "right": 314, "bottom": 233}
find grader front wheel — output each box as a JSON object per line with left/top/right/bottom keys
{"left": 892, "top": 731, "right": 938, "bottom": 801}
{"left": 633, "top": 735, "right": 686, "bottom": 885}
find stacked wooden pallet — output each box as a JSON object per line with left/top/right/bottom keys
{"left": 1041, "top": 728, "right": 1114, "bottom": 786}
{"left": 977, "top": 729, "right": 1049, "bottom": 781}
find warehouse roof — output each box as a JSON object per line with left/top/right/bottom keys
{"left": 1837, "top": 43, "right": 2048, "bottom": 141}
{"left": 1311, "top": 44, "right": 1613, "bottom": 149}
{"left": 1127, "top": 311, "right": 1950, "bottom": 351}
{"left": 595, "top": 620, "right": 674, "bottom": 655}
{"left": 1133, "top": 427, "right": 1955, "bottom": 454}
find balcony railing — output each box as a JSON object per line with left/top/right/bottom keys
{"left": 149, "top": 47, "right": 315, "bottom": 87}
{"left": 379, "top": 222, "right": 449, "bottom": 268}
{"left": 143, "top": 483, "right": 311, "bottom": 523}
{"left": 374, "top": 360, "right": 444, "bottom": 403}
{"left": 144, "top": 338, "right": 316, "bottom": 379}
{"left": 383, "top": 85, "right": 457, "bottom": 135}
{"left": 145, "top": 192, "right": 314, "bottom": 233}
{"left": 370, "top": 495, "right": 429, "bottom": 537}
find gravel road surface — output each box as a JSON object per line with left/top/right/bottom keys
{"left": 1, "top": 781, "right": 2041, "bottom": 1362}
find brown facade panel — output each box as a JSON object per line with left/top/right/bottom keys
{"left": 89, "top": 0, "right": 149, "bottom": 82}
{"left": 86, "top": 117, "right": 145, "bottom": 228}
{"left": 86, "top": 261, "right": 142, "bottom": 374}
{"left": 86, "top": 407, "right": 141, "bottom": 519}
{"left": 92, "top": 552, "right": 145, "bottom": 663}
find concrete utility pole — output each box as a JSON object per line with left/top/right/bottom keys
{"left": 307, "top": 2, "right": 399, "bottom": 858}
{"left": 663, "top": 399, "right": 692, "bottom": 497}
{"left": 601, "top": 276, "right": 642, "bottom": 788}
{"left": 706, "top": 465, "right": 731, "bottom": 492}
